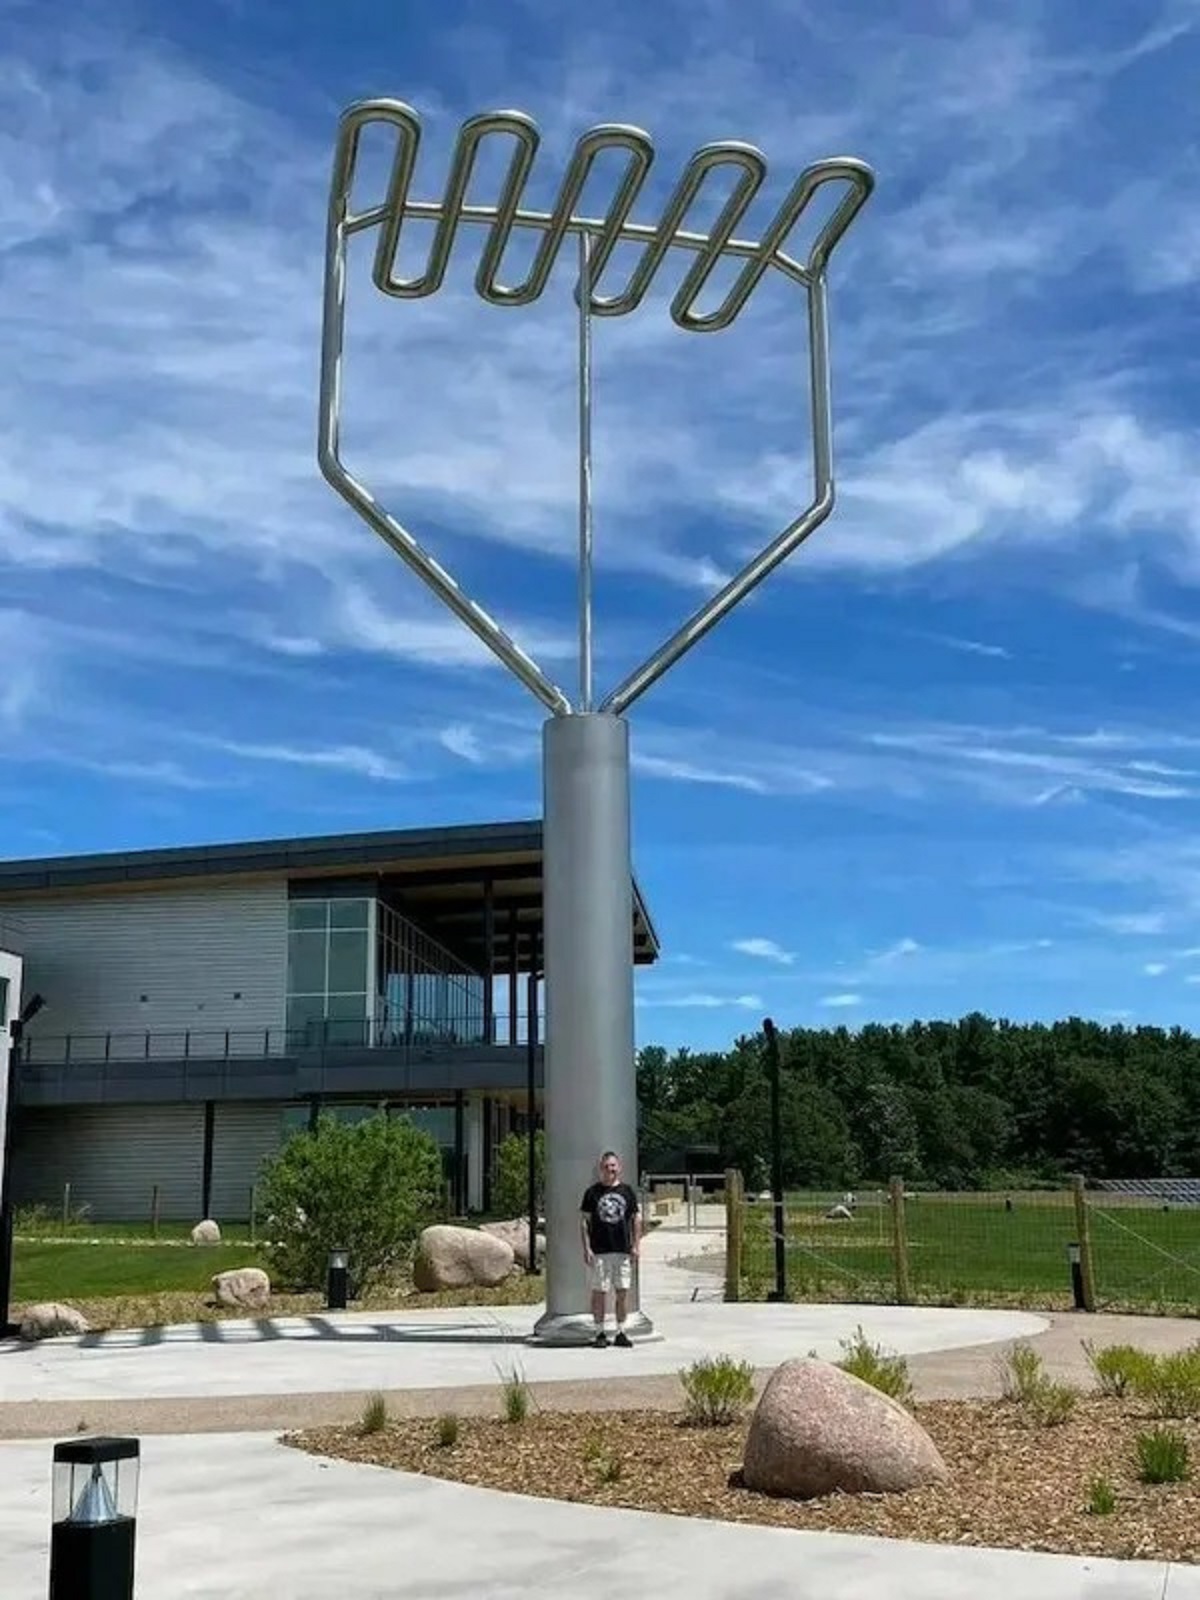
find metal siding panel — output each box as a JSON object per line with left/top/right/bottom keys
{"left": 0, "top": 882, "right": 288, "bottom": 1063}
{"left": 210, "top": 1104, "right": 290, "bottom": 1220}
{"left": 13, "top": 1106, "right": 205, "bottom": 1221}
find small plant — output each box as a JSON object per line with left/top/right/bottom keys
{"left": 1083, "top": 1341, "right": 1154, "bottom": 1399}
{"left": 1085, "top": 1473, "right": 1116, "bottom": 1516}
{"left": 1026, "top": 1380, "right": 1077, "bottom": 1428}
{"left": 1134, "top": 1348, "right": 1200, "bottom": 1419}
{"left": 999, "top": 1341, "right": 1046, "bottom": 1404}
{"left": 838, "top": 1327, "right": 914, "bottom": 1407}
{"left": 680, "top": 1354, "right": 756, "bottom": 1427}
{"left": 499, "top": 1362, "right": 531, "bottom": 1424}
{"left": 358, "top": 1391, "right": 388, "bottom": 1435}
{"left": 592, "top": 1449, "right": 623, "bottom": 1484}
{"left": 435, "top": 1413, "right": 460, "bottom": 1448}
{"left": 1136, "top": 1425, "right": 1190, "bottom": 1484}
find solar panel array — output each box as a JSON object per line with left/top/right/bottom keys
{"left": 1095, "top": 1178, "right": 1200, "bottom": 1204}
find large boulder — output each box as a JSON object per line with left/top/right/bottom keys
{"left": 742, "top": 1358, "right": 948, "bottom": 1499}
{"left": 481, "top": 1218, "right": 546, "bottom": 1269}
{"left": 18, "top": 1302, "right": 90, "bottom": 1342}
{"left": 212, "top": 1267, "right": 271, "bottom": 1311}
{"left": 413, "top": 1225, "right": 515, "bottom": 1291}
{"left": 191, "top": 1219, "right": 221, "bottom": 1246}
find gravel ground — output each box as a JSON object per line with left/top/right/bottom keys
{"left": 289, "top": 1395, "right": 1200, "bottom": 1565}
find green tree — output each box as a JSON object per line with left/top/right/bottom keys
{"left": 493, "top": 1129, "right": 545, "bottom": 1218}
{"left": 258, "top": 1111, "right": 443, "bottom": 1294}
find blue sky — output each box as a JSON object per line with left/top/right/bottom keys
{"left": 2, "top": 0, "right": 1200, "bottom": 1048}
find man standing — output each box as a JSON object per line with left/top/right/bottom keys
{"left": 580, "top": 1150, "right": 641, "bottom": 1347}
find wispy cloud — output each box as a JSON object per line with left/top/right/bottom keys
{"left": 208, "top": 739, "right": 409, "bottom": 782}
{"left": 1143, "top": 962, "right": 1168, "bottom": 977}
{"left": 640, "top": 992, "right": 763, "bottom": 1010}
{"left": 820, "top": 993, "right": 863, "bottom": 1009}
{"left": 731, "top": 937, "right": 795, "bottom": 965}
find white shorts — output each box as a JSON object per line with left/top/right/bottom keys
{"left": 589, "top": 1252, "right": 633, "bottom": 1293}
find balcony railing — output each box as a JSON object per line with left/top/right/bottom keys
{"left": 15, "top": 1014, "right": 546, "bottom": 1067}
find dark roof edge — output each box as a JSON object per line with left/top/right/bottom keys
{"left": 0, "top": 820, "right": 544, "bottom": 894}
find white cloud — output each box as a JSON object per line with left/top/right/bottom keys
{"left": 870, "top": 937, "right": 922, "bottom": 966}
{"left": 641, "top": 992, "right": 763, "bottom": 1010}
{"left": 1089, "top": 910, "right": 1170, "bottom": 937}
{"left": 1143, "top": 962, "right": 1168, "bottom": 977}
{"left": 731, "top": 937, "right": 795, "bottom": 965}
{"left": 210, "top": 739, "right": 408, "bottom": 782}
{"left": 820, "top": 992, "right": 863, "bottom": 1008}
{"left": 631, "top": 752, "right": 771, "bottom": 795}
{"left": 438, "top": 723, "right": 486, "bottom": 764}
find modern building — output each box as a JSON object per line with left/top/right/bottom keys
{"left": 0, "top": 821, "right": 659, "bottom": 1223}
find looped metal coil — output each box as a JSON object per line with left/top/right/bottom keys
{"left": 329, "top": 99, "right": 874, "bottom": 331}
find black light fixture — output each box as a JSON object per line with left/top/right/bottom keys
{"left": 50, "top": 1435, "right": 139, "bottom": 1600}
{"left": 326, "top": 1248, "right": 349, "bottom": 1311}
{"left": 0, "top": 991, "right": 47, "bottom": 1337}
{"left": 762, "top": 1016, "right": 787, "bottom": 1304}
{"left": 1067, "top": 1241, "right": 1086, "bottom": 1311}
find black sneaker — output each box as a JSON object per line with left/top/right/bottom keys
{"left": 593, "top": 1330, "right": 608, "bottom": 1348}
{"left": 614, "top": 1330, "right": 632, "bottom": 1348}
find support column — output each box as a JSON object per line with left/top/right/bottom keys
{"left": 482, "top": 876, "right": 495, "bottom": 1044}
{"left": 533, "top": 712, "right": 650, "bottom": 1343}
{"left": 453, "top": 1088, "right": 466, "bottom": 1215}
{"left": 466, "top": 1095, "right": 484, "bottom": 1212}
{"left": 201, "top": 1101, "right": 216, "bottom": 1220}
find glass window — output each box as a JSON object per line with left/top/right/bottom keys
{"left": 288, "top": 902, "right": 327, "bottom": 931}
{"left": 327, "top": 931, "right": 369, "bottom": 994}
{"left": 287, "top": 930, "right": 327, "bottom": 995}
{"left": 286, "top": 994, "right": 326, "bottom": 1044}
{"left": 330, "top": 899, "right": 369, "bottom": 929}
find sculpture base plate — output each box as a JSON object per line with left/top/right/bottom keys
{"left": 528, "top": 1308, "right": 656, "bottom": 1347}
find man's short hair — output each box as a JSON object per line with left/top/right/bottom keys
{"left": 600, "top": 1150, "right": 621, "bottom": 1163}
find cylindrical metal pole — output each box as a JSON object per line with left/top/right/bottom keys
{"left": 533, "top": 713, "right": 651, "bottom": 1343}
{"left": 525, "top": 961, "right": 539, "bottom": 1274}
{"left": 0, "top": 1025, "right": 21, "bottom": 1337}
{"left": 577, "top": 231, "right": 594, "bottom": 713}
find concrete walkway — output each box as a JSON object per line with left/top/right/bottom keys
{"left": 3, "top": 1430, "right": 1197, "bottom": 1599}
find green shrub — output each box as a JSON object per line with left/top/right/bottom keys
{"left": 1133, "top": 1348, "right": 1200, "bottom": 1418}
{"left": 1083, "top": 1341, "right": 1154, "bottom": 1399}
{"left": 1026, "top": 1380, "right": 1077, "bottom": 1428}
{"left": 1086, "top": 1473, "right": 1116, "bottom": 1515}
{"left": 999, "top": 1342, "right": 1046, "bottom": 1404}
{"left": 435, "top": 1413, "right": 460, "bottom": 1448}
{"left": 838, "top": 1327, "right": 914, "bottom": 1407}
{"left": 499, "top": 1363, "right": 531, "bottom": 1423}
{"left": 257, "top": 1111, "right": 443, "bottom": 1294}
{"left": 591, "top": 1449, "right": 623, "bottom": 1484}
{"left": 680, "top": 1355, "right": 756, "bottom": 1427}
{"left": 1136, "top": 1426, "right": 1190, "bottom": 1484}
{"left": 493, "top": 1131, "right": 545, "bottom": 1221}
{"left": 358, "top": 1392, "right": 388, "bottom": 1435}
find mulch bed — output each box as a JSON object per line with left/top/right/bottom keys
{"left": 289, "top": 1396, "right": 1200, "bottom": 1564}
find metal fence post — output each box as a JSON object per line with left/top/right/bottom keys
{"left": 724, "top": 1167, "right": 744, "bottom": 1302}
{"left": 1070, "top": 1173, "right": 1096, "bottom": 1311}
{"left": 889, "top": 1174, "right": 912, "bottom": 1304}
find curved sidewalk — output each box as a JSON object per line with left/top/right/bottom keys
{"left": 2, "top": 1430, "right": 1196, "bottom": 1599}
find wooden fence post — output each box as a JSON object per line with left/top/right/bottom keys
{"left": 889, "top": 1174, "right": 912, "bottom": 1305}
{"left": 1070, "top": 1172, "right": 1096, "bottom": 1312}
{"left": 724, "top": 1167, "right": 744, "bottom": 1302}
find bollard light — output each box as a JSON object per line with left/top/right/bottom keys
{"left": 1067, "top": 1241, "right": 1086, "bottom": 1311}
{"left": 327, "top": 1248, "right": 349, "bottom": 1311}
{"left": 50, "top": 1436, "right": 139, "bottom": 1600}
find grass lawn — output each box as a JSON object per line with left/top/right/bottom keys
{"left": 10, "top": 1233, "right": 546, "bottom": 1331}
{"left": 741, "top": 1192, "right": 1200, "bottom": 1314}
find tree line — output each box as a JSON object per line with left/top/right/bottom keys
{"left": 635, "top": 1013, "right": 1200, "bottom": 1191}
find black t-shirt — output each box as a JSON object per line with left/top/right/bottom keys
{"left": 581, "top": 1181, "right": 639, "bottom": 1254}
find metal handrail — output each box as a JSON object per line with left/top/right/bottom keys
{"left": 15, "top": 1015, "right": 547, "bottom": 1067}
